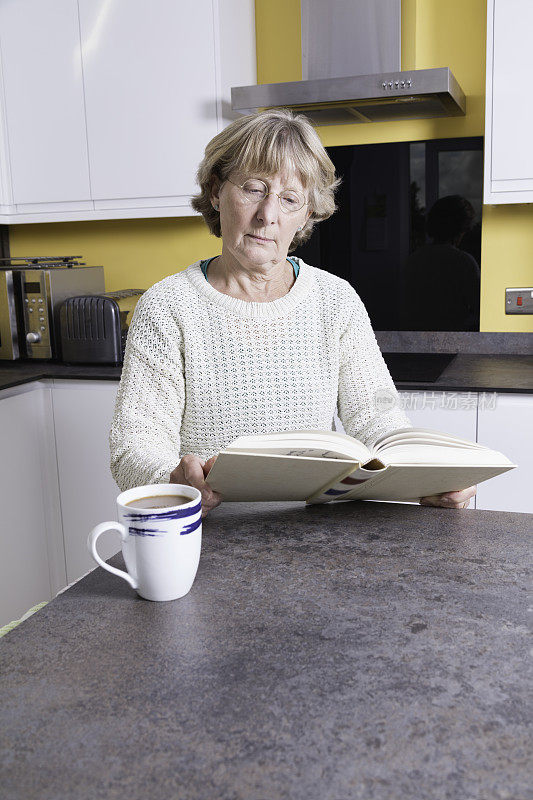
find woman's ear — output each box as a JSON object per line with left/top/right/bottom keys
{"left": 210, "top": 175, "right": 221, "bottom": 210}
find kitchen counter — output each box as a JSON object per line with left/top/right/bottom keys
{"left": 396, "top": 353, "right": 533, "bottom": 393}
{"left": 0, "top": 353, "right": 533, "bottom": 393}
{"left": 0, "top": 361, "right": 121, "bottom": 390}
{"left": 1, "top": 500, "right": 531, "bottom": 800}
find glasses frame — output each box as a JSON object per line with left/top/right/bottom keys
{"left": 225, "top": 177, "right": 308, "bottom": 214}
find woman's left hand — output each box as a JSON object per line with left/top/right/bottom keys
{"left": 419, "top": 485, "right": 477, "bottom": 509}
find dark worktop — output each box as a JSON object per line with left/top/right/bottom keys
{"left": 1, "top": 353, "right": 532, "bottom": 393}
{"left": 396, "top": 353, "right": 533, "bottom": 393}
{"left": 1, "top": 500, "right": 532, "bottom": 800}
{"left": 0, "top": 361, "right": 122, "bottom": 391}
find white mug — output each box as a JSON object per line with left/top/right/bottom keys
{"left": 87, "top": 483, "right": 202, "bottom": 601}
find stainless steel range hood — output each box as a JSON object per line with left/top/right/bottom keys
{"left": 232, "top": 68, "right": 466, "bottom": 125}
{"left": 231, "top": 0, "right": 466, "bottom": 125}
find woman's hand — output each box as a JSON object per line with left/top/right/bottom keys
{"left": 169, "top": 454, "right": 222, "bottom": 518}
{"left": 419, "top": 485, "right": 477, "bottom": 509}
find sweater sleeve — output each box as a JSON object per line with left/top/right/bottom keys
{"left": 337, "top": 289, "right": 412, "bottom": 447}
{"left": 109, "top": 288, "right": 185, "bottom": 492}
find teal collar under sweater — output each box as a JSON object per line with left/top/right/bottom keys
{"left": 200, "top": 256, "right": 300, "bottom": 283}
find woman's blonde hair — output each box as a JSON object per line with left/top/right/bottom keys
{"left": 191, "top": 109, "right": 340, "bottom": 251}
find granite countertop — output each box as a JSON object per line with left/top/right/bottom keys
{"left": 0, "top": 353, "right": 533, "bottom": 394}
{"left": 0, "top": 361, "right": 122, "bottom": 390}
{"left": 1, "top": 500, "right": 531, "bottom": 800}
{"left": 396, "top": 353, "right": 533, "bottom": 393}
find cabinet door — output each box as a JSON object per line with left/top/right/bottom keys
{"left": 397, "top": 390, "right": 478, "bottom": 442}
{"left": 52, "top": 381, "right": 120, "bottom": 583}
{"left": 0, "top": 0, "right": 255, "bottom": 223}
{"left": 336, "top": 390, "right": 478, "bottom": 440}
{"left": 0, "top": 385, "right": 53, "bottom": 627}
{"left": 0, "top": 0, "right": 91, "bottom": 207}
{"left": 476, "top": 393, "right": 533, "bottom": 513}
{"left": 484, "top": 0, "right": 533, "bottom": 203}
{"left": 78, "top": 0, "right": 219, "bottom": 208}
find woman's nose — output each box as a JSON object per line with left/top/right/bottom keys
{"left": 255, "top": 191, "right": 279, "bottom": 223}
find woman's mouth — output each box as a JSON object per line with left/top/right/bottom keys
{"left": 248, "top": 234, "right": 273, "bottom": 243}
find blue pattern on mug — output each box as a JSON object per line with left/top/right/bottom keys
{"left": 129, "top": 526, "right": 165, "bottom": 537}
{"left": 123, "top": 500, "right": 202, "bottom": 522}
{"left": 180, "top": 516, "right": 202, "bottom": 536}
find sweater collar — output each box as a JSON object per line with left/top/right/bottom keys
{"left": 185, "top": 257, "right": 314, "bottom": 320}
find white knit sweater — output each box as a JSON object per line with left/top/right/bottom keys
{"left": 109, "top": 258, "right": 411, "bottom": 491}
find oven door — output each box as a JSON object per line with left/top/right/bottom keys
{"left": 0, "top": 270, "right": 22, "bottom": 360}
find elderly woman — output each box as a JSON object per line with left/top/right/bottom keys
{"left": 110, "top": 109, "right": 476, "bottom": 516}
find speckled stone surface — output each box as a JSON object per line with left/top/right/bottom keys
{"left": 1, "top": 501, "right": 532, "bottom": 800}
{"left": 395, "top": 354, "right": 533, "bottom": 393}
{"left": 0, "top": 360, "right": 121, "bottom": 391}
{"left": 375, "top": 332, "right": 533, "bottom": 355}
{"left": 1, "top": 348, "right": 533, "bottom": 393}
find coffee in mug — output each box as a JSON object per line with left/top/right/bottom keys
{"left": 125, "top": 494, "right": 191, "bottom": 509}
{"left": 87, "top": 484, "right": 202, "bottom": 601}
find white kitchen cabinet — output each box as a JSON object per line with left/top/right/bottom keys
{"left": 0, "top": 0, "right": 255, "bottom": 223}
{"left": 476, "top": 392, "right": 533, "bottom": 513}
{"left": 335, "top": 390, "right": 478, "bottom": 442}
{"left": 0, "top": 382, "right": 65, "bottom": 628}
{"left": 397, "top": 390, "right": 478, "bottom": 442}
{"left": 78, "top": 0, "right": 218, "bottom": 208}
{"left": 0, "top": 0, "right": 91, "bottom": 210}
{"left": 51, "top": 380, "right": 120, "bottom": 584}
{"left": 484, "top": 0, "right": 533, "bottom": 203}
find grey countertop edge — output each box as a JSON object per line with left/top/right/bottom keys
{"left": 0, "top": 363, "right": 122, "bottom": 391}
{"left": 392, "top": 353, "right": 533, "bottom": 393}
{"left": 2, "top": 353, "right": 533, "bottom": 393}
{"left": 374, "top": 331, "right": 533, "bottom": 354}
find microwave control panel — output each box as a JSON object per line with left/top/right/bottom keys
{"left": 21, "top": 270, "right": 52, "bottom": 358}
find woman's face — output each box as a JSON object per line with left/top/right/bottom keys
{"left": 211, "top": 170, "right": 310, "bottom": 269}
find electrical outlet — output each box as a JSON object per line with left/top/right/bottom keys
{"left": 505, "top": 288, "right": 533, "bottom": 314}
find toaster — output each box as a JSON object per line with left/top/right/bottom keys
{"left": 59, "top": 290, "right": 144, "bottom": 365}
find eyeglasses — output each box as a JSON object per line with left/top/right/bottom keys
{"left": 226, "top": 178, "right": 307, "bottom": 214}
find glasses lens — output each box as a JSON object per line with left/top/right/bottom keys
{"left": 238, "top": 179, "right": 305, "bottom": 212}
{"left": 280, "top": 191, "right": 304, "bottom": 212}
{"left": 241, "top": 179, "right": 268, "bottom": 201}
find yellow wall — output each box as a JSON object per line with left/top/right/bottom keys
{"left": 9, "top": 0, "right": 533, "bottom": 331}
{"left": 10, "top": 216, "right": 219, "bottom": 294}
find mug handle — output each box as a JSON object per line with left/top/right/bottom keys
{"left": 87, "top": 522, "right": 138, "bottom": 590}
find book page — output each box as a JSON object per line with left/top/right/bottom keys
{"left": 225, "top": 429, "right": 371, "bottom": 462}
{"left": 225, "top": 444, "right": 356, "bottom": 460}
{"left": 374, "top": 427, "right": 485, "bottom": 452}
{"left": 377, "top": 444, "right": 515, "bottom": 467}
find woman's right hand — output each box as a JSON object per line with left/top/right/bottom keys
{"left": 169, "top": 454, "right": 222, "bottom": 518}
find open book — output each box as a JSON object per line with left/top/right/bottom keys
{"left": 205, "top": 427, "right": 516, "bottom": 504}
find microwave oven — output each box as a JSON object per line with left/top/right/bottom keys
{"left": 0, "top": 259, "right": 104, "bottom": 360}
